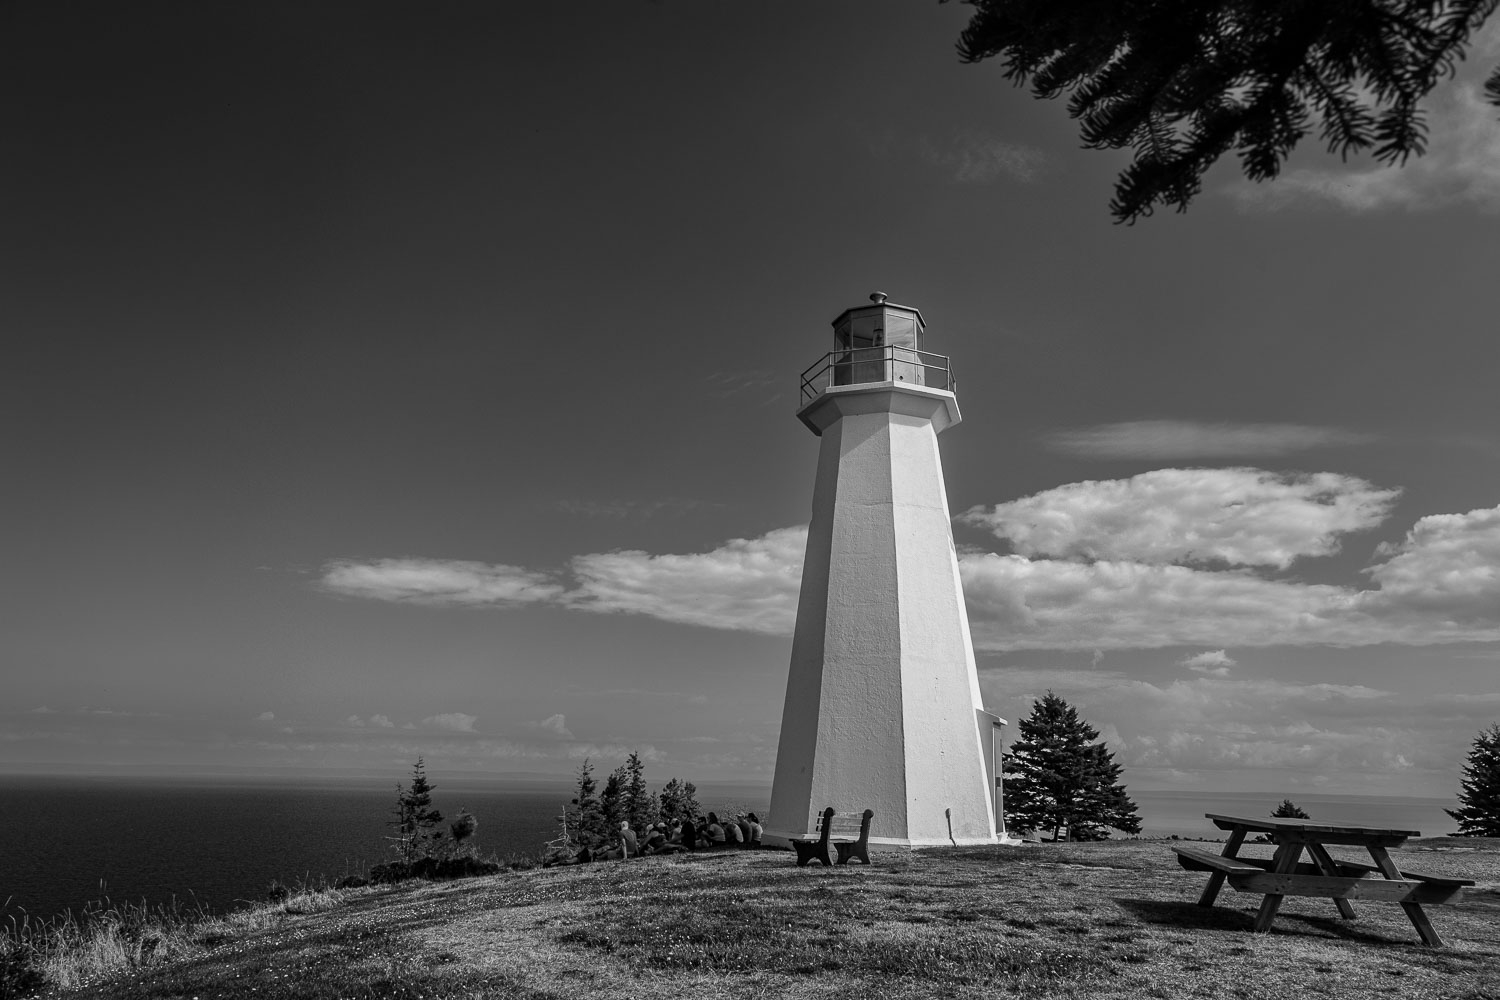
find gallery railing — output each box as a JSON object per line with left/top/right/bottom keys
{"left": 799, "top": 346, "right": 954, "bottom": 406}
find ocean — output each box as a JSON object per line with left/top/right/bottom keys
{"left": 0, "top": 776, "right": 1460, "bottom": 922}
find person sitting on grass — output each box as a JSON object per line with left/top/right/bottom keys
{"left": 641, "top": 823, "right": 668, "bottom": 855}
{"left": 746, "top": 813, "right": 763, "bottom": 848}
{"left": 619, "top": 821, "right": 639, "bottom": 859}
{"left": 735, "top": 814, "right": 752, "bottom": 847}
{"left": 681, "top": 816, "right": 699, "bottom": 851}
{"left": 725, "top": 815, "right": 744, "bottom": 847}
{"left": 706, "top": 812, "right": 726, "bottom": 847}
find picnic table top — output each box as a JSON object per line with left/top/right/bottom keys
{"left": 1205, "top": 813, "right": 1422, "bottom": 840}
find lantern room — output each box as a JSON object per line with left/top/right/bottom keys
{"left": 829, "top": 292, "right": 930, "bottom": 389}
{"left": 832, "top": 291, "right": 924, "bottom": 354}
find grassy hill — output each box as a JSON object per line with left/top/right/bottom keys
{"left": 12, "top": 838, "right": 1500, "bottom": 999}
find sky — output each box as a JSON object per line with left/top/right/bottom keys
{"left": 4, "top": 2, "right": 1498, "bottom": 800}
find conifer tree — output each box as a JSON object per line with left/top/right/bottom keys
{"left": 622, "top": 751, "right": 659, "bottom": 832}
{"left": 951, "top": 0, "right": 1500, "bottom": 222}
{"left": 600, "top": 766, "right": 626, "bottom": 833}
{"left": 658, "top": 777, "right": 701, "bottom": 823}
{"left": 388, "top": 757, "right": 444, "bottom": 862}
{"left": 1272, "top": 799, "right": 1311, "bottom": 820}
{"left": 1004, "top": 692, "right": 1141, "bottom": 841}
{"left": 565, "top": 757, "right": 608, "bottom": 851}
{"left": 1447, "top": 724, "right": 1500, "bottom": 837}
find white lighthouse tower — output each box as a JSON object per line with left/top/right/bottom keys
{"left": 766, "top": 293, "right": 1001, "bottom": 849}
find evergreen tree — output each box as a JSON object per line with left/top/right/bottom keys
{"left": 622, "top": 751, "right": 659, "bottom": 832}
{"left": 600, "top": 766, "right": 626, "bottom": 833}
{"left": 658, "top": 777, "right": 701, "bottom": 823}
{"left": 1272, "top": 799, "right": 1311, "bottom": 820}
{"left": 388, "top": 757, "right": 444, "bottom": 862}
{"left": 951, "top": 0, "right": 1500, "bottom": 222}
{"left": 1447, "top": 724, "right": 1500, "bottom": 837}
{"left": 1004, "top": 692, "right": 1141, "bottom": 841}
{"left": 565, "top": 757, "right": 608, "bottom": 851}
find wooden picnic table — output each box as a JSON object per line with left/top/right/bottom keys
{"left": 1173, "top": 813, "right": 1474, "bottom": 947}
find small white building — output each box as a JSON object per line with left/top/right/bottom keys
{"left": 766, "top": 294, "right": 1004, "bottom": 849}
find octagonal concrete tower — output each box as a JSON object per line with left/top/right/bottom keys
{"left": 766, "top": 293, "right": 1000, "bottom": 849}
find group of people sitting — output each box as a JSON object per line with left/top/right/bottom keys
{"left": 581, "top": 811, "right": 763, "bottom": 862}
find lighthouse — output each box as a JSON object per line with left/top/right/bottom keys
{"left": 766, "top": 293, "right": 1001, "bottom": 849}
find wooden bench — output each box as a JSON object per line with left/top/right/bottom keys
{"left": 834, "top": 809, "right": 874, "bottom": 866}
{"left": 791, "top": 807, "right": 875, "bottom": 867}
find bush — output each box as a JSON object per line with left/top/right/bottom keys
{"left": 368, "top": 856, "right": 502, "bottom": 884}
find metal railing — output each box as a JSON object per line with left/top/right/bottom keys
{"left": 799, "top": 346, "right": 954, "bottom": 406}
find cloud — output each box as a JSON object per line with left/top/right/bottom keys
{"left": 982, "top": 666, "right": 1498, "bottom": 790}
{"left": 320, "top": 558, "right": 564, "bottom": 607}
{"left": 960, "top": 553, "right": 1356, "bottom": 650}
{"left": 255, "top": 711, "right": 275, "bottom": 722}
{"left": 30, "top": 706, "right": 55, "bottom": 714}
{"left": 1179, "top": 649, "right": 1236, "bottom": 676}
{"left": 422, "top": 713, "right": 477, "bottom": 733}
{"left": 1043, "top": 420, "right": 1376, "bottom": 460}
{"left": 1358, "top": 506, "right": 1500, "bottom": 620}
{"left": 369, "top": 714, "right": 394, "bottom": 728}
{"left": 565, "top": 525, "right": 805, "bottom": 635}
{"left": 961, "top": 540, "right": 1500, "bottom": 652}
{"left": 920, "top": 132, "right": 1047, "bottom": 183}
{"left": 960, "top": 468, "right": 1398, "bottom": 569}
{"left": 346, "top": 715, "right": 364, "bottom": 727}
{"left": 315, "top": 487, "right": 1500, "bottom": 652}
{"left": 1228, "top": 29, "right": 1500, "bottom": 215}
{"left": 538, "top": 713, "right": 573, "bottom": 739}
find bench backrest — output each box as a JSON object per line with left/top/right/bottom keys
{"left": 816, "top": 810, "right": 870, "bottom": 837}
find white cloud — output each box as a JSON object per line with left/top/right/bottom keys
{"left": 920, "top": 132, "right": 1047, "bottom": 183}
{"left": 961, "top": 553, "right": 1358, "bottom": 650}
{"left": 1358, "top": 506, "right": 1500, "bottom": 620}
{"left": 345, "top": 715, "right": 364, "bottom": 727}
{"left": 422, "top": 712, "right": 477, "bottom": 733}
{"left": 30, "top": 706, "right": 55, "bottom": 714}
{"left": 255, "top": 711, "right": 275, "bottom": 722}
{"left": 982, "top": 667, "right": 1489, "bottom": 790}
{"left": 320, "top": 558, "right": 564, "bottom": 607}
{"left": 961, "top": 468, "right": 1398, "bottom": 569}
{"left": 1043, "top": 420, "right": 1376, "bottom": 460}
{"left": 369, "top": 714, "right": 394, "bottom": 728}
{"left": 961, "top": 542, "right": 1500, "bottom": 652}
{"left": 565, "top": 525, "right": 805, "bottom": 635}
{"left": 1229, "top": 29, "right": 1500, "bottom": 215}
{"left": 538, "top": 713, "right": 573, "bottom": 738}
{"left": 1180, "top": 650, "right": 1236, "bottom": 676}
{"left": 314, "top": 488, "right": 1500, "bottom": 653}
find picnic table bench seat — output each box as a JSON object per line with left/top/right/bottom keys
{"left": 1173, "top": 845, "right": 1472, "bottom": 904}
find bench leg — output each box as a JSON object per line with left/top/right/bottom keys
{"left": 1252, "top": 841, "right": 1304, "bottom": 933}
{"left": 1368, "top": 846, "right": 1444, "bottom": 947}
{"left": 1305, "top": 843, "right": 1358, "bottom": 920}
{"left": 1197, "top": 828, "right": 1246, "bottom": 907}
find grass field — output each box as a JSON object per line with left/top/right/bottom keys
{"left": 17, "top": 838, "right": 1500, "bottom": 999}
